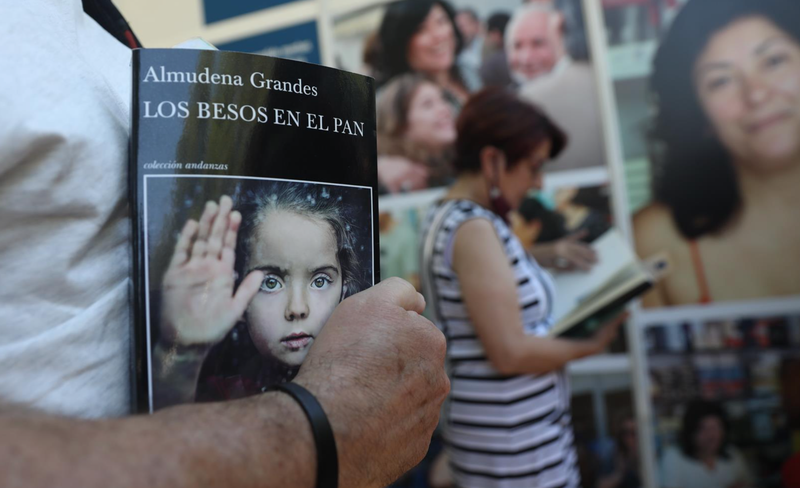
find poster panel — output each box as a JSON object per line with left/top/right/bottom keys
{"left": 331, "top": 0, "right": 618, "bottom": 296}
{"left": 330, "top": 2, "right": 636, "bottom": 486}
{"left": 600, "top": 0, "right": 800, "bottom": 309}
{"left": 643, "top": 311, "right": 800, "bottom": 488}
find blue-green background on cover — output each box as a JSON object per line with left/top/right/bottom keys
{"left": 203, "top": 0, "right": 296, "bottom": 24}
{"left": 216, "top": 22, "right": 320, "bottom": 65}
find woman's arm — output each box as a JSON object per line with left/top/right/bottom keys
{"left": 452, "top": 219, "right": 622, "bottom": 376}
{"left": 377, "top": 155, "right": 430, "bottom": 193}
{"left": 633, "top": 205, "right": 675, "bottom": 308}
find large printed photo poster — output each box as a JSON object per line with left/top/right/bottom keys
{"left": 332, "top": 0, "right": 615, "bottom": 297}
{"left": 601, "top": 0, "right": 800, "bottom": 309}
{"left": 332, "top": 1, "right": 632, "bottom": 487}
{"left": 598, "top": 0, "right": 800, "bottom": 486}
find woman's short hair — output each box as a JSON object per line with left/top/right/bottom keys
{"left": 649, "top": 0, "right": 800, "bottom": 239}
{"left": 453, "top": 87, "right": 567, "bottom": 173}
{"left": 679, "top": 399, "right": 731, "bottom": 460}
{"left": 235, "top": 181, "right": 364, "bottom": 297}
{"left": 377, "top": 0, "right": 464, "bottom": 86}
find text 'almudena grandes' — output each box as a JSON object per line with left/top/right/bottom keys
{"left": 142, "top": 66, "right": 319, "bottom": 97}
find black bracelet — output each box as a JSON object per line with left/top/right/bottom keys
{"left": 269, "top": 382, "right": 338, "bottom": 488}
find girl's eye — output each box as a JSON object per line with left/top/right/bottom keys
{"left": 260, "top": 275, "right": 283, "bottom": 292}
{"left": 311, "top": 275, "right": 333, "bottom": 289}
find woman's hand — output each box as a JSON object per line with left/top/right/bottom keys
{"left": 530, "top": 230, "right": 598, "bottom": 272}
{"left": 378, "top": 155, "right": 430, "bottom": 193}
{"left": 428, "top": 450, "right": 453, "bottom": 488}
{"left": 583, "top": 311, "right": 628, "bottom": 356}
{"left": 159, "top": 195, "right": 264, "bottom": 349}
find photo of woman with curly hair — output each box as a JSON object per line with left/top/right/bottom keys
{"left": 634, "top": 0, "right": 800, "bottom": 307}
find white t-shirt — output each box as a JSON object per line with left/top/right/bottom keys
{"left": 0, "top": 0, "right": 132, "bottom": 418}
{"left": 660, "top": 446, "right": 752, "bottom": 488}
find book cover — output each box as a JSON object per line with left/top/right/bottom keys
{"left": 130, "top": 49, "right": 378, "bottom": 413}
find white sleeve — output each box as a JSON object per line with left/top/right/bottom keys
{"left": 660, "top": 448, "right": 684, "bottom": 488}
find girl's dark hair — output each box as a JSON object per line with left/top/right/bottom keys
{"left": 377, "top": 0, "right": 464, "bottom": 87}
{"left": 649, "top": 0, "right": 800, "bottom": 239}
{"left": 679, "top": 399, "right": 731, "bottom": 460}
{"left": 454, "top": 87, "right": 567, "bottom": 172}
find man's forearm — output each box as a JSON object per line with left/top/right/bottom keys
{"left": 2, "top": 393, "right": 316, "bottom": 488}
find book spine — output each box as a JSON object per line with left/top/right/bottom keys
{"left": 128, "top": 49, "right": 147, "bottom": 414}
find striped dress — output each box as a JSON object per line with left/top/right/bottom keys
{"left": 422, "top": 199, "right": 580, "bottom": 488}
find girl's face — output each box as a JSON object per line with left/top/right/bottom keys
{"left": 694, "top": 16, "right": 800, "bottom": 172}
{"left": 245, "top": 210, "right": 343, "bottom": 367}
{"left": 407, "top": 4, "right": 457, "bottom": 75}
{"left": 405, "top": 82, "right": 456, "bottom": 149}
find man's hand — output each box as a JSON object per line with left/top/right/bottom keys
{"left": 295, "top": 277, "right": 450, "bottom": 488}
{"left": 1, "top": 277, "right": 448, "bottom": 488}
{"left": 159, "top": 196, "right": 263, "bottom": 348}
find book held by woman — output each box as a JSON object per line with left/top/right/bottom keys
{"left": 549, "top": 228, "right": 667, "bottom": 338}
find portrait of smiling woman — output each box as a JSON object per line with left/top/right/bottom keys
{"left": 378, "top": 0, "right": 475, "bottom": 107}
{"left": 635, "top": 0, "right": 800, "bottom": 307}
{"left": 149, "top": 180, "right": 371, "bottom": 409}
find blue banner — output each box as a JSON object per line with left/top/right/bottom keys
{"left": 203, "top": 0, "right": 296, "bottom": 24}
{"left": 216, "top": 22, "right": 321, "bottom": 65}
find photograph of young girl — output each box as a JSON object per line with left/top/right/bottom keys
{"left": 144, "top": 177, "right": 373, "bottom": 410}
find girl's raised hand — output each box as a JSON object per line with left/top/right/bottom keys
{"left": 159, "top": 195, "right": 263, "bottom": 349}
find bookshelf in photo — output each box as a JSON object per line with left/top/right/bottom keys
{"left": 645, "top": 314, "right": 800, "bottom": 488}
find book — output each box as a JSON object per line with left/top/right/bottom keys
{"left": 129, "top": 48, "right": 379, "bottom": 413}
{"left": 547, "top": 228, "right": 665, "bottom": 338}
